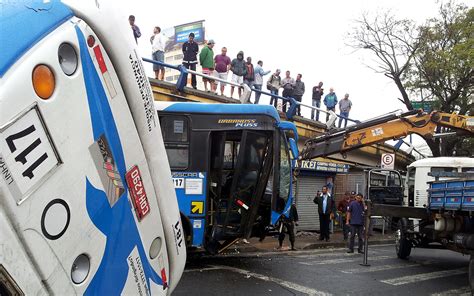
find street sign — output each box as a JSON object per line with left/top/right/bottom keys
{"left": 381, "top": 153, "right": 395, "bottom": 169}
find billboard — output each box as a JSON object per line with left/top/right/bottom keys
{"left": 164, "top": 20, "right": 205, "bottom": 52}
{"left": 175, "top": 21, "right": 205, "bottom": 44}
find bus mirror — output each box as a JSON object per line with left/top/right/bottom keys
{"left": 289, "top": 138, "right": 299, "bottom": 159}
{"left": 240, "top": 84, "right": 252, "bottom": 104}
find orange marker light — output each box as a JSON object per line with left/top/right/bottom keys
{"left": 32, "top": 65, "right": 55, "bottom": 99}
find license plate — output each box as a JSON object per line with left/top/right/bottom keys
{"left": 126, "top": 165, "right": 151, "bottom": 221}
{"left": 0, "top": 105, "right": 61, "bottom": 203}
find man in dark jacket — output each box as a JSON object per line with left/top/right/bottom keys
{"left": 311, "top": 81, "right": 324, "bottom": 121}
{"left": 313, "top": 186, "right": 336, "bottom": 242}
{"left": 276, "top": 204, "right": 299, "bottom": 251}
{"left": 293, "top": 74, "right": 305, "bottom": 116}
{"left": 230, "top": 51, "right": 247, "bottom": 99}
{"left": 182, "top": 33, "right": 199, "bottom": 89}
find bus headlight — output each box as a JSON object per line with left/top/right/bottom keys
{"left": 32, "top": 64, "right": 55, "bottom": 99}
{"left": 58, "top": 43, "right": 78, "bottom": 76}
{"left": 71, "top": 254, "right": 90, "bottom": 285}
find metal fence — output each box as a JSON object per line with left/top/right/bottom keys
{"left": 143, "top": 58, "right": 359, "bottom": 128}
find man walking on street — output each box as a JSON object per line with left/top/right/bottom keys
{"left": 151, "top": 26, "right": 166, "bottom": 80}
{"left": 253, "top": 60, "right": 271, "bottom": 104}
{"left": 182, "top": 33, "right": 199, "bottom": 89}
{"left": 338, "top": 93, "right": 352, "bottom": 128}
{"left": 281, "top": 71, "right": 295, "bottom": 113}
{"left": 324, "top": 87, "right": 338, "bottom": 122}
{"left": 293, "top": 74, "right": 305, "bottom": 116}
{"left": 337, "top": 192, "right": 352, "bottom": 240}
{"left": 267, "top": 69, "right": 281, "bottom": 109}
{"left": 311, "top": 82, "right": 324, "bottom": 121}
{"left": 199, "top": 40, "right": 216, "bottom": 92}
{"left": 214, "top": 47, "right": 231, "bottom": 95}
{"left": 347, "top": 193, "right": 365, "bottom": 253}
{"left": 313, "top": 186, "right": 336, "bottom": 242}
{"left": 230, "top": 51, "right": 247, "bottom": 98}
{"left": 276, "top": 204, "right": 299, "bottom": 251}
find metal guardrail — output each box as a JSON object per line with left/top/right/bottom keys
{"left": 143, "top": 58, "right": 359, "bottom": 126}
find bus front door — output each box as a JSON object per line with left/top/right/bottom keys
{"left": 207, "top": 130, "right": 272, "bottom": 253}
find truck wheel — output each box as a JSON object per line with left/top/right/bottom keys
{"left": 395, "top": 219, "right": 411, "bottom": 259}
{"left": 469, "top": 254, "right": 474, "bottom": 292}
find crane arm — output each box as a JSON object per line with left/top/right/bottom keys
{"left": 300, "top": 110, "right": 474, "bottom": 160}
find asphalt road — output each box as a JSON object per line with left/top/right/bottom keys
{"left": 174, "top": 244, "right": 471, "bottom": 296}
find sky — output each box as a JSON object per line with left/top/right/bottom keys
{"left": 122, "top": 0, "right": 473, "bottom": 156}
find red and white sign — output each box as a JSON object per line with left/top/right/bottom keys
{"left": 126, "top": 165, "right": 150, "bottom": 220}
{"left": 381, "top": 153, "right": 395, "bottom": 169}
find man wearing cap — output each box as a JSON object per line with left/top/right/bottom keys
{"left": 199, "top": 40, "right": 216, "bottom": 92}
{"left": 182, "top": 33, "right": 199, "bottom": 89}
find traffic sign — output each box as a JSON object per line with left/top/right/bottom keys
{"left": 381, "top": 153, "right": 395, "bottom": 169}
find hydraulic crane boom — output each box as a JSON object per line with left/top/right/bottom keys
{"left": 300, "top": 110, "right": 474, "bottom": 160}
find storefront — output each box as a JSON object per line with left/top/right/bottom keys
{"left": 294, "top": 160, "right": 349, "bottom": 231}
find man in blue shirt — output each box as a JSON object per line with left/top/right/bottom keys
{"left": 346, "top": 193, "right": 365, "bottom": 253}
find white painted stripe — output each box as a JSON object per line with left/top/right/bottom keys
{"left": 431, "top": 286, "right": 470, "bottom": 296}
{"left": 184, "top": 266, "right": 221, "bottom": 273}
{"left": 215, "top": 265, "right": 332, "bottom": 296}
{"left": 341, "top": 263, "right": 420, "bottom": 274}
{"left": 304, "top": 255, "right": 392, "bottom": 265}
{"left": 381, "top": 268, "right": 468, "bottom": 286}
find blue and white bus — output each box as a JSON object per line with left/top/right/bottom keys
{"left": 1, "top": 1, "right": 185, "bottom": 294}
{"left": 155, "top": 102, "right": 298, "bottom": 254}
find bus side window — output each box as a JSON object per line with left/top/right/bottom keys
{"left": 160, "top": 115, "right": 189, "bottom": 169}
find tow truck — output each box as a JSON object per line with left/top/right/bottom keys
{"left": 1, "top": 1, "right": 185, "bottom": 294}
{"left": 298, "top": 108, "right": 474, "bottom": 288}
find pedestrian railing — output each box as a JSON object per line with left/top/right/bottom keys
{"left": 143, "top": 58, "right": 359, "bottom": 128}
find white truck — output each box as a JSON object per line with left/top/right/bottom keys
{"left": 0, "top": 1, "right": 186, "bottom": 294}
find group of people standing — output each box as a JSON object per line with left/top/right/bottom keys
{"left": 312, "top": 187, "right": 366, "bottom": 253}
{"left": 129, "top": 16, "right": 355, "bottom": 127}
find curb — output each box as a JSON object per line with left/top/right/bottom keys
{"left": 302, "top": 238, "right": 394, "bottom": 250}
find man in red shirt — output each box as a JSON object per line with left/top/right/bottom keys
{"left": 214, "top": 47, "right": 231, "bottom": 96}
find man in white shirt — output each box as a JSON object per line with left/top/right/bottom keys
{"left": 151, "top": 26, "right": 166, "bottom": 80}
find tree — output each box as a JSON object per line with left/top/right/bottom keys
{"left": 348, "top": 11, "right": 419, "bottom": 110}
{"left": 348, "top": 2, "right": 473, "bottom": 156}
{"left": 407, "top": 3, "right": 473, "bottom": 156}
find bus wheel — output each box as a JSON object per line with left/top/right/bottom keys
{"left": 469, "top": 254, "right": 474, "bottom": 292}
{"left": 395, "top": 219, "right": 411, "bottom": 259}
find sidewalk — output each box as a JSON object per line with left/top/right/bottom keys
{"left": 223, "top": 230, "right": 394, "bottom": 255}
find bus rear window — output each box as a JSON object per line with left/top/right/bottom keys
{"left": 160, "top": 115, "right": 189, "bottom": 169}
{"left": 160, "top": 116, "right": 188, "bottom": 142}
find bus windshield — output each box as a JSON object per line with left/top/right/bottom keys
{"left": 276, "top": 133, "right": 291, "bottom": 212}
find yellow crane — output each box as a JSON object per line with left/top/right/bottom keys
{"left": 300, "top": 110, "right": 474, "bottom": 160}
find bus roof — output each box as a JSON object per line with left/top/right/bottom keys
{"left": 408, "top": 157, "right": 474, "bottom": 169}
{"left": 155, "top": 102, "right": 281, "bottom": 122}
{"left": 0, "top": 0, "right": 73, "bottom": 77}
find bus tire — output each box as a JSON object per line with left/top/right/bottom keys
{"left": 396, "top": 218, "right": 411, "bottom": 259}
